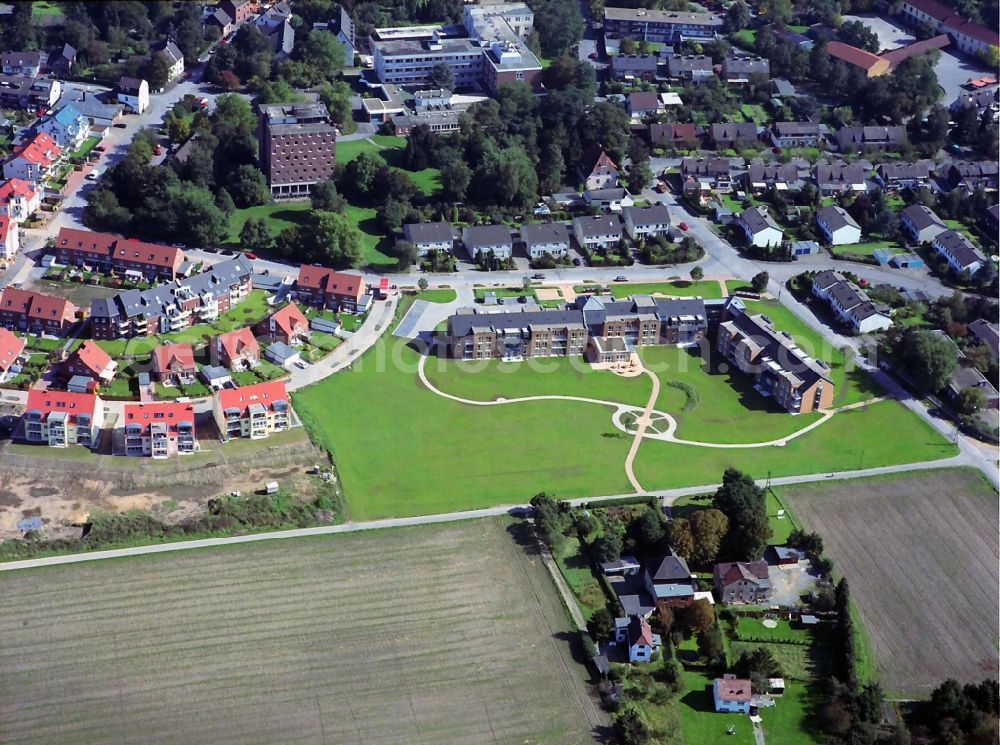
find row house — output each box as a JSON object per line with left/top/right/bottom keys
{"left": 648, "top": 122, "right": 701, "bottom": 150}
{"left": 212, "top": 380, "right": 291, "bottom": 441}
{"left": 610, "top": 53, "right": 659, "bottom": 81}
{"left": 932, "top": 229, "right": 986, "bottom": 275}
{"left": 622, "top": 204, "right": 670, "bottom": 241}
{"left": 945, "top": 161, "right": 998, "bottom": 192}
{"left": 811, "top": 270, "right": 893, "bottom": 334}
{"left": 832, "top": 125, "right": 907, "bottom": 153}
{"left": 816, "top": 205, "right": 862, "bottom": 245}
{"left": 152, "top": 342, "right": 197, "bottom": 386}
{"left": 768, "top": 122, "right": 827, "bottom": 148}
{"left": 89, "top": 255, "right": 252, "bottom": 340}
{"left": 64, "top": 340, "right": 117, "bottom": 383}
{"left": 681, "top": 157, "right": 736, "bottom": 197}
{"left": 744, "top": 161, "right": 803, "bottom": 193}
{"left": 603, "top": 6, "right": 722, "bottom": 43}
{"left": 2, "top": 132, "right": 61, "bottom": 184}
{"left": 721, "top": 55, "right": 769, "bottom": 82}
{"left": 462, "top": 224, "right": 514, "bottom": 260}
{"left": 255, "top": 303, "right": 309, "bottom": 345}
{"left": 402, "top": 221, "right": 454, "bottom": 255}
{"left": 627, "top": 90, "right": 661, "bottom": 119}
{"left": 54, "top": 227, "right": 186, "bottom": 281}
{"left": 520, "top": 222, "right": 571, "bottom": 259}
{"left": 900, "top": 204, "right": 948, "bottom": 243}
{"left": 0, "top": 178, "right": 41, "bottom": 222}
{"left": 814, "top": 162, "right": 867, "bottom": 195}
{"left": 738, "top": 206, "right": 783, "bottom": 248}
{"left": 875, "top": 161, "right": 933, "bottom": 190}
{"left": 22, "top": 389, "right": 103, "bottom": 449}
{"left": 295, "top": 265, "right": 368, "bottom": 313}
{"left": 121, "top": 401, "right": 196, "bottom": 459}
{"left": 665, "top": 54, "right": 714, "bottom": 82}
{"left": 709, "top": 122, "right": 759, "bottom": 150}
{"left": 573, "top": 214, "right": 622, "bottom": 251}
{"left": 716, "top": 298, "right": 834, "bottom": 414}
{"left": 0, "top": 74, "right": 61, "bottom": 110}
{"left": 0, "top": 287, "right": 77, "bottom": 336}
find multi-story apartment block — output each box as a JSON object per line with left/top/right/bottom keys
{"left": 716, "top": 298, "right": 834, "bottom": 414}
{"left": 445, "top": 294, "right": 708, "bottom": 360}
{"left": 22, "top": 389, "right": 103, "bottom": 449}
{"left": 0, "top": 74, "right": 60, "bottom": 110}
{"left": 604, "top": 6, "right": 722, "bottom": 43}
{"left": 0, "top": 287, "right": 77, "bottom": 336}
{"left": 2, "top": 132, "right": 61, "bottom": 184}
{"left": 89, "top": 256, "right": 252, "bottom": 340}
{"left": 36, "top": 105, "right": 90, "bottom": 150}
{"left": 53, "top": 228, "right": 186, "bottom": 281}
{"left": 0, "top": 178, "right": 41, "bottom": 222}
{"left": 258, "top": 102, "right": 337, "bottom": 199}
{"left": 121, "top": 401, "right": 196, "bottom": 458}
{"left": 295, "top": 265, "right": 368, "bottom": 312}
{"left": 895, "top": 0, "right": 999, "bottom": 57}
{"left": 213, "top": 380, "right": 291, "bottom": 441}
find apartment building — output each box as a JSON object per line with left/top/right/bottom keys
{"left": 0, "top": 287, "right": 77, "bottom": 336}
{"left": 295, "top": 265, "right": 368, "bottom": 312}
{"left": 0, "top": 74, "right": 61, "bottom": 110}
{"left": 2, "top": 132, "right": 61, "bottom": 184}
{"left": 22, "top": 389, "right": 103, "bottom": 449}
{"left": 445, "top": 294, "right": 708, "bottom": 360}
{"left": 895, "top": 0, "right": 999, "bottom": 56}
{"left": 89, "top": 255, "right": 252, "bottom": 340}
{"left": 36, "top": 105, "right": 90, "bottom": 150}
{"left": 811, "top": 270, "right": 892, "bottom": 334}
{"left": 121, "top": 401, "right": 196, "bottom": 458}
{"left": 603, "top": 6, "right": 722, "bottom": 43}
{"left": 716, "top": 298, "right": 834, "bottom": 413}
{"left": 0, "top": 178, "right": 41, "bottom": 222}
{"left": 0, "top": 327, "right": 25, "bottom": 377}
{"left": 258, "top": 102, "right": 337, "bottom": 199}
{"left": 53, "top": 227, "right": 186, "bottom": 281}
{"left": 213, "top": 380, "right": 291, "bottom": 440}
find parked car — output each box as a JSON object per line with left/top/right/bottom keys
{"left": 114, "top": 122, "right": 127, "bottom": 128}
{"left": 572, "top": 258, "right": 582, "bottom": 266}
{"left": 532, "top": 273, "right": 545, "bottom": 279}
{"left": 614, "top": 275, "right": 627, "bottom": 282}
{"left": 678, "top": 222, "right": 689, "bottom": 231}
{"left": 153, "top": 144, "right": 161, "bottom": 155}
{"left": 244, "top": 252, "right": 258, "bottom": 260}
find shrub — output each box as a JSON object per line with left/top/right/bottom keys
{"left": 665, "top": 380, "right": 700, "bottom": 411}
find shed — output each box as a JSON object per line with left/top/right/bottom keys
{"left": 872, "top": 248, "right": 894, "bottom": 265}
{"left": 310, "top": 317, "right": 340, "bottom": 334}
{"left": 800, "top": 614, "right": 819, "bottom": 626}
{"left": 265, "top": 341, "right": 301, "bottom": 367}
{"left": 67, "top": 375, "right": 97, "bottom": 393}
{"left": 890, "top": 252, "right": 924, "bottom": 269}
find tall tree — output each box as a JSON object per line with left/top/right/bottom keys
{"left": 896, "top": 328, "right": 957, "bottom": 392}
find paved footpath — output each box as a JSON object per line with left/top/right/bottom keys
{"left": 0, "top": 455, "right": 969, "bottom": 573}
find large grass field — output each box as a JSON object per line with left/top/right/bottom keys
{"left": 0, "top": 518, "right": 606, "bottom": 745}
{"left": 608, "top": 280, "right": 723, "bottom": 299}
{"left": 776, "top": 468, "right": 999, "bottom": 697}
{"left": 225, "top": 201, "right": 311, "bottom": 246}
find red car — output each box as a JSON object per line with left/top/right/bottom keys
{"left": 588, "top": 51, "right": 598, "bottom": 59}
{"left": 153, "top": 144, "right": 162, "bottom": 155}
{"left": 678, "top": 222, "right": 689, "bottom": 231}
{"left": 244, "top": 252, "right": 258, "bottom": 260}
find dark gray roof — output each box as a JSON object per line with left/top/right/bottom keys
{"left": 901, "top": 204, "right": 944, "bottom": 231}
{"left": 681, "top": 157, "right": 732, "bottom": 177}
{"left": 462, "top": 224, "right": 512, "bottom": 249}
{"left": 711, "top": 122, "right": 759, "bottom": 142}
{"left": 722, "top": 305, "right": 832, "bottom": 385}
{"left": 739, "top": 206, "right": 780, "bottom": 234}
{"left": 814, "top": 162, "right": 865, "bottom": 185}
{"left": 773, "top": 121, "right": 823, "bottom": 136}
{"left": 623, "top": 204, "right": 670, "bottom": 228}
{"left": 772, "top": 78, "right": 795, "bottom": 96}
{"left": 667, "top": 55, "right": 713, "bottom": 74}
{"left": 153, "top": 40, "right": 183, "bottom": 64}
{"left": 449, "top": 307, "right": 585, "bottom": 337}
{"left": 628, "top": 90, "right": 660, "bottom": 111}
{"left": 746, "top": 160, "right": 800, "bottom": 184}
{"left": 520, "top": 222, "right": 569, "bottom": 246}
{"left": 877, "top": 161, "right": 932, "bottom": 181}
{"left": 817, "top": 205, "right": 859, "bottom": 232}
{"left": 611, "top": 54, "right": 659, "bottom": 75}
{"left": 811, "top": 269, "right": 845, "bottom": 292}
{"left": 574, "top": 214, "right": 622, "bottom": 238}
{"left": 648, "top": 553, "right": 693, "bottom": 582}
{"left": 968, "top": 318, "right": 999, "bottom": 358}
{"left": 403, "top": 221, "right": 454, "bottom": 244}
{"left": 723, "top": 56, "right": 769, "bottom": 76}
{"left": 934, "top": 229, "right": 985, "bottom": 268}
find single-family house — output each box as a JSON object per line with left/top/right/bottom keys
{"left": 744, "top": 161, "right": 802, "bottom": 193}
{"left": 150, "top": 39, "right": 184, "bottom": 84}
{"left": 462, "top": 224, "right": 513, "bottom": 260}
{"left": 900, "top": 204, "right": 948, "bottom": 243}
{"left": 0, "top": 51, "right": 43, "bottom": 76}
{"left": 255, "top": 303, "right": 309, "bottom": 345}
{"left": 713, "top": 675, "right": 752, "bottom": 713}
{"left": 212, "top": 380, "right": 291, "bottom": 440}
{"left": 2, "top": 132, "right": 61, "bottom": 184}
{"left": 814, "top": 162, "right": 867, "bottom": 195}
{"left": 21, "top": 389, "right": 103, "bottom": 449}
{"left": 623, "top": 204, "right": 671, "bottom": 240}
{"left": 648, "top": 122, "right": 701, "bottom": 150}
{"left": 521, "top": 222, "right": 571, "bottom": 259}
{"left": 579, "top": 144, "right": 619, "bottom": 190}
{"left": 49, "top": 43, "right": 76, "bottom": 75}
{"left": 583, "top": 187, "right": 634, "bottom": 212}
{"left": 0, "top": 215, "right": 19, "bottom": 261}
{"left": 614, "top": 616, "right": 662, "bottom": 663}
{"left": 152, "top": 343, "right": 197, "bottom": 386}
{"left": 627, "top": 90, "right": 661, "bottom": 119}
{"left": 213, "top": 327, "right": 260, "bottom": 370}
{"left": 643, "top": 551, "right": 697, "bottom": 608}
{"left": 816, "top": 205, "right": 862, "bottom": 245}
{"left": 769, "top": 121, "right": 826, "bottom": 148}
{"left": 0, "top": 327, "right": 26, "bottom": 378}
{"left": 117, "top": 76, "right": 149, "bottom": 114}
{"left": 681, "top": 157, "right": 735, "bottom": 196}
{"left": 0, "top": 178, "right": 41, "bottom": 222}
{"left": 572, "top": 215, "right": 622, "bottom": 251}
{"left": 833, "top": 125, "right": 907, "bottom": 152}
{"left": 738, "top": 206, "right": 783, "bottom": 248}
{"left": 36, "top": 105, "right": 90, "bottom": 150}
{"left": 295, "top": 265, "right": 368, "bottom": 313}
{"left": 722, "top": 55, "right": 770, "bottom": 82}
{"left": 709, "top": 122, "right": 758, "bottom": 149}
{"left": 402, "top": 221, "right": 454, "bottom": 256}
{"left": 876, "top": 161, "right": 933, "bottom": 190}
{"left": 666, "top": 55, "right": 714, "bottom": 82}
{"left": 932, "top": 229, "right": 986, "bottom": 274}
{"left": 64, "top": 340, "right": 117, "bottom": 383}
{"left": 713, "top": 560, "right": 772, "bottom": 604}
{"left": 206, "top": 7, "right": 234, "bottom": 37}
{"left": 121, "top": 401, "right": 196, "bottom": 458}
{"left": 811, "top": 270, "right": 893, "bottom": 333}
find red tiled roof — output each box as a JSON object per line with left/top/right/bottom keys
{"left": 0, "top": 178, "right": 37, "bottom": 202}
{"left": 123, "top": 401, "right": 195, "bottom": 430}
{"left": 296, "top": 265, "right": 365, "bottom": 301}
{"left": 826, "top": 41, "right": 885, "bottom": 70}
{"left": 0, "top": 288, "right": 76, "bottom": 324}
{"left": 152, "top": 343, "right": 196, "bottom": 373}
{"left": 73, "top": 340, "right": 114, "bottom": 377}
{"left": 881, "top": 34, "right": 950, "bottom": 66}
{"left": 112, "top": 238, "right": 183, "bottom": 270}
{"left": 11, "top": 132, "right": 60, "bottom": 168}
{"left": 715, "top": 677, "right": 752, "bottom": 703}
{"left": 216, "top": 327, "right": 259, "bottom": 361}
{"left": 579, "top": 143, "right": 618, "bottom": 175}
{"left": 0, "top": 328, "right": 25, "bottom": 372}
{"left": 903, "top": 0, "right": 999, "bottom": 45}
{"left": 0, "top": 215, "right": 12, "bottom": 242}
{"left": 216, "top": 380, "right": 288, "bottom": 415}
{"left": 56, "top": 227, "right": 117, "bottom": 255}
{"left": 627, "top": 616, "right": 655, "bottom": 648}
{"left": 25, "top": 388, "right": 98, "bottom": 424}
{"left": 265, "top": 303, "right": 308, "bottom": 338}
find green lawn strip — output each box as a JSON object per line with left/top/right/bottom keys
{"left": 473, "top": 287, "right": 536, "bottom": 300}
{"left": 334, "top": 138, "right": 382, "bottom": 164}
{"left": 609, "top": 280, "right": 723, "bottom": 299}
{"left": 343, "top": 204, "right": 396, "bottom": 268}
{"left": 677, "top": 670, "right": 756, "bottom": 745}
{"left": 833, "top": 241, "right": 896, "bottom": 257}
{"left": 733, "top": 616, "right": 812, "bottom": 644}
{"left": 732, "top": 29, "right": 756, "bottom": 47}
{"left": 641, "top": 345, "right": 825, "bottom": 444}
{"left": 226, "top": 202, "right": 311, "bottom": 245}
{"left": 634, "top": 399, "right": 958, "bottom": 489}
{"left": 725, "top": 279, "right": 753, "bottom": 295}
{"left": 739, "top": 297, "right": 882, "bottom": 406}
{"left": 293, "top": 336, "right": 635, "bottom": 520}
{"left": 414, "top": 289, "right": 457, "bottom": 303}
{"left": 32, "top": 0, "right": 64, "bottom": 17}
{"left": 407, "top": 166, "right": 441, "bottom": 197}
{"left": 553, "top": 535, "right": 606, "bottom": 619}
{"left": 71, "top": 136, "right": 101, "bottom": 159}
{"left": 423, "top": 354, "right": 652, "bottom": 408}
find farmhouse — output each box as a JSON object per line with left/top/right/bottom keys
{"left": 816, "top": 205, "right": 862, "bottom": 245}
{"left": 121, "top": 401, "right": 196, "bottom": 459}
{"left": 0, "top": 287, "right": 77, "bottom": 336}
{"left": 713, "top": 675, "right": 752, "bottom": 713}
{"left": 900, "top": 204, "right": 947, "bottom": 243}
{"left": 738, "top": 206, "right": 783, "bottom": 248}
{"left": 932, "top": 230, "right": 986, "bottom": 274}
{"left": 152, "top": 343, "right": 197, "bottom": 386}
{"left": 212, "top": 380, "right": 291, "bottom": 440}
{"left": 295, "top": 265, "right": 368, "bottom": 313}
{"left": 643, "top": 551, "right": 697, "bottom": 608}
{"left": 716, "top": 298, "right": 834, "bottom": 413}
{"left": 22, "top": 389, "right": 103, "bottom": 449}
{"left": 520, "top": 222, "right": 570, "bottom": 259}
{"left": 713, "top": 560, "right": 772, "bottom": 604}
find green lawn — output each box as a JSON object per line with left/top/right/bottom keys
{"left": 634, "top": 399, "right": 958, "bottom": 490}
{"left": 32, "top": 0, "right": 64, "bottom": 16}
{"left": 833, "top": 240, "right": 897, "bottom": 257}
{"left": 71, "top": 135, "right": 101, "bottom": 159}
{"left": 732, "top": 616, "right": 813, "bottom": 644}
{"left": 609, "top": 280, "right": 723, "bottom": 299}
{"left": 759, "top": 680, "right": 826, "bottom": 745}
{"left": 415, "top": 288, "right": 457, "bottom": 303}
{"left": 553, "top": 535, "right": 606, "bottom": 619}
{"left": 473, "top": 287, "right": 536, "bottom": 300}
{"left": 226, "top": 202, "right": 311, "bottom": 246}
{"left": 731, "top": 28, "right": 756, "bottom": 47}
{"left": 677, "top": 670, "right": 755, "bottom": 745}
{"left": 334, "top": 138, "right": 383, "bottom": 164}
{"left": 725, "top": 279, "right": 753, "bottom": 295}
{"left": 408, "top": 167, "right": 440, "bottom": 197}
{"left": 343, "top": 204, "right": 396, "bottom": 268}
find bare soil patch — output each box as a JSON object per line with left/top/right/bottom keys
{"left": 779, "top": 468, "right": 999, "bottom": 697}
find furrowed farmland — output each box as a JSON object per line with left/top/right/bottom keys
{"left": 0, "top": 518, "right": 606, "bottom": 745}
{"left": 777, "top": 468, "right": 999, "bottom": 697}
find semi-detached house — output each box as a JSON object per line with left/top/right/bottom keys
{"left": 402, "top": 221, "right": 454, "bottom": 255}
{"left": 295, "top": 265, "right": 368, "bottom": 313}
{"left": 932, "top": 229, "right": 986, "bottom": 274}
{"left": 520, "top": 222, "right": 570, "bottom": 258}
{"left": 573, "top": 214, "right": 622, "bottom": 250}
{"left": 623, "top": 204, "right": 670, "bottom": 240}
{"left": 900, "top": 204, "right": 947, "bottom": 243}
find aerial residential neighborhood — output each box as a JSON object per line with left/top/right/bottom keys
{"left": 0, "top": 1, "right": 995, "bottom": 744}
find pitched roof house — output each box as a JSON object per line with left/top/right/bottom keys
{"left": 648, "top": 122, "right": 701, "bottom": 149}
{"left": 642, "top": 551, "right": 697, "bottom": 608}
{"left": 623, "top": 204, "right": 671, "bottom": 240}
{"left": 833, "top": 125, "right": 907, "bottom": 152}
{"left": 709, "top": 122, "right": 758, "bottom": 148}
{"left": 213, "top": 327, "right": 260, "bottom": 370}
{"left": 744, "top": 161, "right": 802, "bottom": 193}
{"left": 2, "top": 132, "right": 61, "bottom": 184}
{"left": 0, "top": 287, "right": 77, "bottom": 336}
{"left": 0, "top": 327, "right": 25, "bottom": 375}
{"left": 811, "top": 270, "right": 892, "bottom": 333}
{"left": 932, "top": 229, "right": 986, "bottom": 274}
{"left": 900, "top": 204, "right": 947, "bottom": 243}
{"left": 0, "top": 214, "right": 18, "bottom": 261}
{"left": 713, "top": 560, "right": 772, "bottom": 604}
{"left": 65, "top": 340, "right": 117, "bottom": 383}
{"left": 572, "top": 214, "right": 623, "bottom": 250}
{"left": 714, "top": 675, "right": 753, "bottom": 713}
{"left": 121, "top": 401, "right": 196, "bottom": 458}
{"left": 295, "top": 265, "right": 367, "bottom": 312}
{"left": 402, "top": 221, "right": 454, "bottom": 255}
{"left": 876, "top": 161, "right": 933, "bottom": 190}
{"left": 255, "top": 303, "right": 309, "bottom": 345}
{"left": 814, "top": 162, "right": 867, "bottom": 195}
{"left": 22, "top": 389, "right": 103, "bottom": 449}
{"left": 826, "top": 40, "right": 891, "bottom": 77}
{"left": 152, "top": 343, "right": 197, "bottom": 386}
{"left": 627, "top": 90, "right": 661, "bottom": 118}
{"left": 520, "top": 222, "right": 570, "bottom": 258}
{"left": 738, "top": 206, "right": 783, "bottom": 248}
{"left": 0, "top": 177, "right": 41, "bottom": 222}
{"left": 816, "top": 205, "right": 862, "bottom": 245}
{"left": 578, "top": 144, "right": 619, "bottom": 190}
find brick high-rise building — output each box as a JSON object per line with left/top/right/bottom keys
{"left": 258, "top": 102, "right": 337, "bottom": 200}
